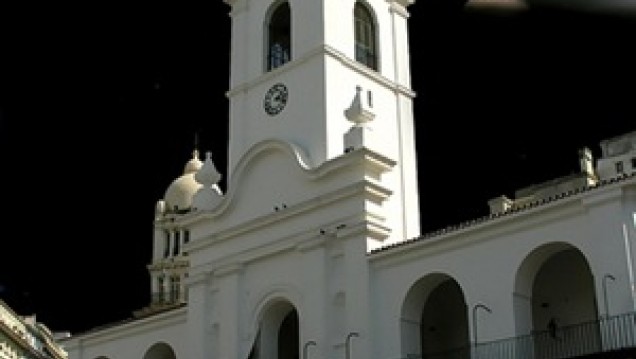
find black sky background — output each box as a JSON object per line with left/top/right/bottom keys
{"left": 0, "top": 2, "right": 635, "bottom": 334}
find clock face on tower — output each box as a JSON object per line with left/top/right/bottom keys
{"left": 263, "top": 83, "right": 288, "bottom": 116}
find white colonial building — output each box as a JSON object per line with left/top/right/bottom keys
{"left": 0, "top": 299, "right": 68, "bottom": 359}
{"left": 60, "top": 0, "right": 636, "bottom": 358}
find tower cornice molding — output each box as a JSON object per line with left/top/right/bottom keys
{"left": 185, "top": 178, "right": 392, "bottom": 254}
{"left": 226, "top": 44, "right": 416, "bottom": 99}
{"left": 387, "top": 0, "right": 413, "bottom": 17}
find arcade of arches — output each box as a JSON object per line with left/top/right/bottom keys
{"left": 113, "top": 243, "right": 600, "bottom": 359}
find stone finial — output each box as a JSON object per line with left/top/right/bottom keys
{"left": 343, "top": 86, "right": 377, "bottom": 152}
{"left": 195, "top": 151, "right": 222, "bottom": 187}
{"left": 155, "top": 200, "right": 166, "bottom": 219}
{"left": 192, "top": 151, "right": 224, "bottom": 211}
{"left": 344, "top": 85, "right": 375, "bottom": 125}
{"left": 488, "top": 195, "right": 513, "bottom": 214}
{"left": 578, "top": 147, "right": 595, "bottom": 176}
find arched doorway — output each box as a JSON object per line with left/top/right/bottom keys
{"left": 278, "top": 309, "right": 299, "bottom": 359}
{"left": 401, "top": 273, "right": 470, "bottom": 358}
{"left": 251, "top": 300, "right": 299, "bottom": 359}
{"left": 515, "top": 243, "right": 600, "bottom": 357}
{"left": 143, "top": 342, "right": 177, "bottom": 359}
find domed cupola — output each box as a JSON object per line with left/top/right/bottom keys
{"left": 163, "top": 149, "right": 204, "bottom": 213}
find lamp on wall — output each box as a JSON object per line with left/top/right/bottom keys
{"left": 602, "top": 274, "right": 616, "bottom": 318}
{"left": 472, "top": 303, "right": 492, "bottom": 345}
{"left": 345, "top": 332, "right": 359, "bottom": 359}
{"left": 303, "top": 340, "right": 316, "bottom": 359}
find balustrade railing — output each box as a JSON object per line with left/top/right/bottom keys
{"left": 406, "top": 311, "right": 636, "bottom": 359}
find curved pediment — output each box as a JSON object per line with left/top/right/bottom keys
{"left": 190, "top": 140, "right": 325, "bottom": 227}
{"left": 182, "top": 139, "right": 396, "bottom": 250}
{"left": 232, "top": 139, "right": 315, "bottom": 177}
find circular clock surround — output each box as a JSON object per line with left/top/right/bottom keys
{"left": 263, "top": 83, "right": 288, "bottom": 116}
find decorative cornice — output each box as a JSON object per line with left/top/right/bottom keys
{"left": 191, "top": 215, "right": 368, "bottom": 276}
{"left": 183, "top": 271, "right": 210, "bottom": 287}
{"left": 322, "top": 44, "right": 416, "bottom": 98}
{"left": 369, "top": 173, "right": 636, "bottom": 260}
{"left": 363, "top": 181, "right": 394, "bottom": 204}
{"left": 187, "top": 178, "right": 391, "bottom": 254}
{"left": 226, "top": 44, "right": 416, "bottom": 99}
{"left": 295, "top": 233, "right": 330, "bottom": 252}
{"left": 213, "top": 262, "right": 245, "bottom": 277}
{"left": 387, "top": 0, "right": 413, "bottom": 17}
{"left": 147, "top": 258, "right": 189, "bottom": 271}
{"left": 61, "top": 306, "right": 187, "bottom": 346}
{"left": 338, "top": 219, "right": 392, "bottom": 241}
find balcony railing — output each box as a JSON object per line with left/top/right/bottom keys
{"left": 409, "top": 311, "right": 636, "bottom": 359}
{"left": 151, "top": 291, "right": 187, "bottom": 306}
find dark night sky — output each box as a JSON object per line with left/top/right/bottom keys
{"left": 0, "top": 2, "right": 635, "bottom": 334}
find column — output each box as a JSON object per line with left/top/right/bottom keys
{"left": 216, "top": 264, "right": 243, "bottom": 359}
{"left": 186, "top": 272, "right": 215, "bottom": 359}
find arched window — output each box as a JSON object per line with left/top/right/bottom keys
{"left": 163, "top": 230, "right": 170, "bottom": 258}
{"left": 156, "top": 276, "right": 165, "bottom": 304}
{"left": 173, "top": 230, "right": 181, "bottom": 256}
{"left": 171, "top": 275, "right": 181, "bottom": 302}
{"left": 267, "top": 2, "right": 291, "bottom": 71}
{"left": 354, "top": 2, "right": 377, "bottom": 70}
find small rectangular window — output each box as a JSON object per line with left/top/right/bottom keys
{"left": 174, "top": 231, "right": 180, "bottom": 256}
{"left": 616, "top": 161, "right": 624, "bottom": 174}
{"left": 164, "top": 236, "right": 170, "bottom": 258}
{"left": 631, "top": 158, "right": 636, "bottom": 169}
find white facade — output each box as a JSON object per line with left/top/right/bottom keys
{"left": 0, "top": 299, "right": 68, "bottom": 359}
{"left": 61, "top": 1, "right": 636, "bottom": 358}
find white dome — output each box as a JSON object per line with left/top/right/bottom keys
{"left": 163, "top": 150, "right": 204, "bottom": 212}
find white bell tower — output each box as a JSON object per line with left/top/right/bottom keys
{"left": 224, "top": 0, "right": 420, "bottom": 241}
